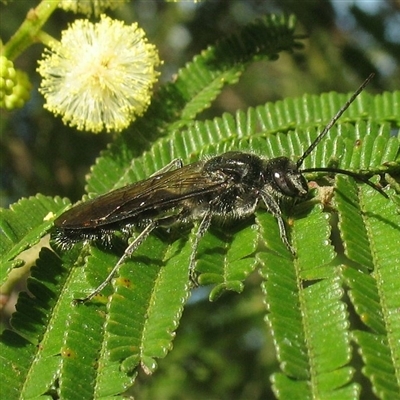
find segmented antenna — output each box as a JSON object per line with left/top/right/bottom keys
{"left": 296, "top": 73, "right": 375, "bottom": 169}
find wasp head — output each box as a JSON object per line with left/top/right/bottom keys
{"left": 266, "top": 157, "right": 308, "bottom": 198}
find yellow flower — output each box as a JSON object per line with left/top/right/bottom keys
{"left": 38, "top": 15, "right": 160, "bottom": 133}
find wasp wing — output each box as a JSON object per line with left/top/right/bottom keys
{"left": 55, "top": 160, "right": 226, "bottom": 229}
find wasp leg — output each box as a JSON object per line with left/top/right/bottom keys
{"left": 75, "top": 221, "right": 158, "bottom": 303}
{"left": 260, "top": 192, "right": 296, "bottom": 256}
{"left": 188, "top": 210, "right": 213, "bottom": 283}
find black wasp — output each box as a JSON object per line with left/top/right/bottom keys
{"left": 53, "top": 73, "right": 386, "bottom": 302}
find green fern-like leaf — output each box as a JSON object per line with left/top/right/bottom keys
{"left": 105, "top": 235, "right": 191, "bottom": 376}
{"left": 0, "top": 194, "right": 69, "bottom": 285}
{"left": 258, "top": 201, "right": 359, "bottom": 398}
{"left": 0, "top": 246, "right": 81, "bottom": 398}
{"left": 338, "top": 177, "right": 400, "bottom": 399}
{"left": 196, "top": 220, "right": 259, "bottom": 300}
{"left": 175, "top": 14, "right": 299, "bottom": 123}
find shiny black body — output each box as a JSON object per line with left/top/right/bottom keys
{"left": 53, "top": 152, "right": 307, "bottom": 252}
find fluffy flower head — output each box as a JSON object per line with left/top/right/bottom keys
{"left": 38, "top": 15, "right": 160, "bottom": 133}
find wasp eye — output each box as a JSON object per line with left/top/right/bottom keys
{"left": 273, "top": 171, "right": 294, "bottom": 196}
{"left": 273, "top": 171, "right": 308, "bottom": 197}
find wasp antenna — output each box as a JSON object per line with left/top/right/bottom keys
{"left": 296, "top": 73, "right": 375, "bottom": 169}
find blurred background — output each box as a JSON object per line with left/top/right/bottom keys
{"left": 1, "top": 1, "right": 399, "bottom": 398}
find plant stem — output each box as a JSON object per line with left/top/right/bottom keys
{"left": 3, "top": 0, "right": 59, "bottom": 60}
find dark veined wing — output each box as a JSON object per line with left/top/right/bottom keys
{"left": 55, "top": 160, "right": 226, "bottom": 229}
